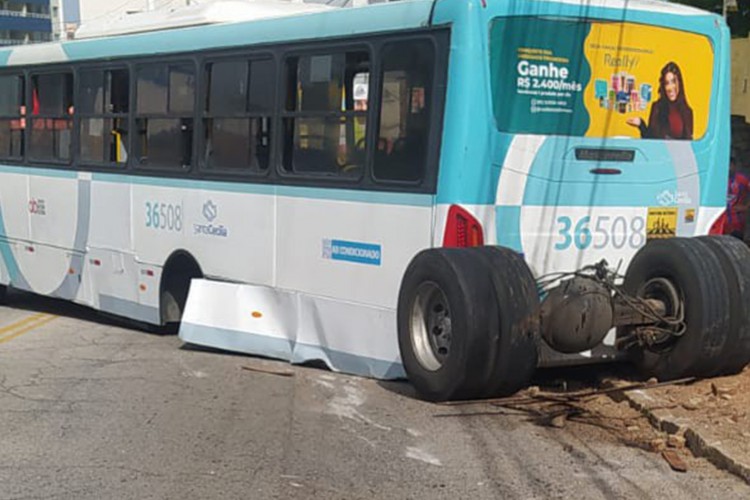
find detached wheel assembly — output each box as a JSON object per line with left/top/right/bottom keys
{"left": 397, "top": 247, "right": 539, "bottom": 402}
{"left": 697, "top": 236, "right": 750, "bottom": 374}
{"left": 619, "top": 237, "right": 732, "bottom": 380}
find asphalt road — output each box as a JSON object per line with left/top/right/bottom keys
{"left": 0, "top": 291, "right": 749, "bottom": 500}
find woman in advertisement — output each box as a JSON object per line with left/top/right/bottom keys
{"left": 626, "top": 62, "right": 694, "bottom": 140}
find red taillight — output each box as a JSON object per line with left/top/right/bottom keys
{"left": 443, "top": 205, "right": 484, "bottom": 248}
{"left": 708, "top": 211, "right": 727, "bottom": 235}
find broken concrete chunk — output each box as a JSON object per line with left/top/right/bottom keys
{"left": 667, "top": 435, "right": 686, "bottom": 449}
{"left": 682, "top": 398, "right": 702, "bottom": 410}
{"left": 649, "top": 438, "right": 667, "bottom": 452}
{"left": 662, "top": 450, "right": 688, "bottom": 472}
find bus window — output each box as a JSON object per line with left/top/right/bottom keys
{"left": 29, "top": 72, "right": 73, "bottom": 163}
{"left": 0, "top": 74, "right": 25, "bottom": 160}
{"left": 202, "top": 58, "right": 273, "bottom": 172}
{"left": 373, "top": 40, "right": 434, "bottom": 183}
{"left": 135, "top": 63, "right": 195, "bottom": 169}
{"left": 169, "top": 65, "right": 195, "bottom": 114}
{"left": 79, "top": 68, "right": 130, "bottom": 166}
{"left": 282, "top": 51, "right": 369, "bottom": 177}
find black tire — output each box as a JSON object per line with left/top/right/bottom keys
{"left": 398, "top": 248, "right": 500, "bottom": 401}
{"left": 473, "top": 246, "right": 539, "bottom": 397}
{"left": 0, "top": 284, "right": 6, "bottom": 305}
{"left": 697, "top": 236, "right": 750, "bottom": 374}
{"left": 621, "top": 238, "right": 731, "bottom": 380}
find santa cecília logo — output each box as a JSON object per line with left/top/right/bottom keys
{"left": 202, "top": 200, "right": 218, "bottom": 222}
{"left": 194, "top": 200, "right": 228, "bottom": 237}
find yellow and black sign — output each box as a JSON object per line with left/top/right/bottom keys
{"left": 647, "top": 207, "right": 678, "bottom": 239}
{"left": 684, "top": 208, "right": 696, "bottom": 224}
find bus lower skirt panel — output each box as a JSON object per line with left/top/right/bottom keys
{"left": 179, "top": 279, "right": 406, "bottom": 380}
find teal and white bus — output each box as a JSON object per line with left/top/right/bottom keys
{"left": 1, "top": 0, "right": 748, "bottom": 401}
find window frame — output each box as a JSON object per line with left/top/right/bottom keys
{"left": 369, "top": 36, "right": 440, "bottom": 187}
{"left": 75, "top": 64, "right": 131, "bottom": 168}
{"left": 132, "top": 59, "right": 198, "bottom": 173}
{"left": 277, "top": 43, "right": 374, "bottom": 184}
{"left": 0, "top": 71, "right": 26, "bottom": 162}
{"left": 198, "top": 52, "right": 276, "bottom": 179}
{"left": 27, "top": 67, "right": 75, "bottom": 166}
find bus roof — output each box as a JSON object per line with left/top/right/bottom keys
{"left": 74, "top": 0, "right": 335, "bottom": 40}
{"left": 0, "top": 0, "right": 435, "bottom": 68}
{"left": 0, "top": 0, "right": 716, "bottom": 68}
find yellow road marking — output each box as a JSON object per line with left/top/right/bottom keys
{"left": 0, "top": 313, "right": 48, "bottom": 336}
{"left": 0, "top": 313, "right": 57, "bottom": 345}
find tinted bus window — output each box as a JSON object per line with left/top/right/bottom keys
{"left": 282, "top": 51, "right": 369, "bottom": 177}
{"left": 203, "top": 58, "right": 273, "bottom": 173}
{"left": 0, "top": 74, "right": 23, "bottom": 115}
{"left": 373, "top": 40, "right": 434, "bottom": 182}
{"left": 0, "top": 75, "right": 25, "bottom": 159}
{"left": 208, "top": 61, "right": 248, "bottom": 115}
{"left": 248, "top": 58, "right": 274, "bottom": 113}
{"left": 137, "top": 65, "right": 168, "bottom": 114}
{"left": 136, "top": 63, "right": 195, "bottom": 169}
{"left": 29, "top": 72, "right": 73, "bottom": 162}
{"left": 79, "top": 70, "right": 104, "bottom": 115}
{"left": 169, "top": 65, "right": 195, "bottom": 114}
{"left": 79, "top": 68, "right": 130, "bottom": 166}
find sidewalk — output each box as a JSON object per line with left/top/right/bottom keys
{"left": 619, "top": 367, "right": 750, "bottom": 484}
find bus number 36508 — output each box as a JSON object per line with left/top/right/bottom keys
{"left": 554, "top": 215, "right": 646, "bottom": 251}
{"left": 145, "top": 202, "right": 183, "bottom": 232}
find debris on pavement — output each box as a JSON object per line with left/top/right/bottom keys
{"left": 240, "top": 363, "right": 295, "bottom": 378}
{"left": 621, "top": 367, "right": 750, "bottom": 485}
{"left": 662, "top": 450, "right": 689, "bottom": 473}
{"left": 432, "top": 367, "right": 750, "bottom": 482}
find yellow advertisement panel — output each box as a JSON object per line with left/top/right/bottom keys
{"left": 583, "top": 23, "right": 713, "bottom": 140}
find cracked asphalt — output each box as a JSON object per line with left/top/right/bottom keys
{"left": 1, "top": 291, "right": 749, "bottom": 500}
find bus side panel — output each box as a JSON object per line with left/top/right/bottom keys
{"left": 275, "top": 194, "right": 433, "bottom": 310}
{"left": 130, "top": 182, "right": 276, "bottom": 288}
{"left": 85, "top": 179, "right": 137, "bottom": 316}
{"left": 0, "top": 171, "right": 30, "bottom": 243}
{"left": 0, "top": 170, "right": 89, "bottom": 299}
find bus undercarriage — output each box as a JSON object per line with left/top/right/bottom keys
{"left": 397, "top": 236, "right": 750, "bottom": 401}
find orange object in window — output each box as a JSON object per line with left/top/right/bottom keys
{"left": 31, "top": 88, "right": 40, "bottom": 115}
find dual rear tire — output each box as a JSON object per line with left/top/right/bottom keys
{"left": 397, "top": 246, "right": 539, "bottom": 402}
{"left": 620, "top": 236, "right": 750, "bottom": 380}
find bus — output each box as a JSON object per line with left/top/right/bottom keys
{"left": 0, "top": 0, "right": 747, "bottom": 401}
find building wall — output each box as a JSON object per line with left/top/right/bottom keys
{"left": 732, "top": 36, "right": 750, "bottom": 120}
{"left": 50, "top": 0, "right": 62, "bottom": 40}
{"left": 0, "top": 0, "right": 53, "bottom": 45}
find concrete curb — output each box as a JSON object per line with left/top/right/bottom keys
{"left": 623, "top": 388, "right": 750, "bottom": 485}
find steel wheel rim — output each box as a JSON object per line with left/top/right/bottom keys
{"left": 410, "top": 282, "right": 452, "bottom": 371}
